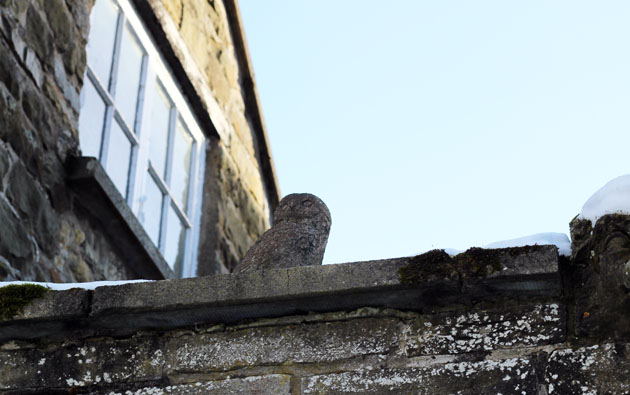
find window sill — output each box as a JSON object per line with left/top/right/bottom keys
{"left": 68, "top": 156, "right": 176, "bottom": 280}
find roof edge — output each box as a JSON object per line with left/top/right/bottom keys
{"left": 223, "top": 0, "right": 282, "bottom": 210}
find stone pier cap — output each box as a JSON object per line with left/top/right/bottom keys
{"left": 0, "top": 245, "right": 559, "bottom": 342}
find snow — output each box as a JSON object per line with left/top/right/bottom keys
{"left": 484, "top": 232, "right": 571, "bottom": 257}
{"left": 578, "top": 174, "right": 630, "bottom": 225}
{"left": 0, "top": 280, "right": 153, "bottom": 291}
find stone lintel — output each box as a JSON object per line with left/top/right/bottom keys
{"left": 0, "top": 245, "right": 559, "bottom": 341}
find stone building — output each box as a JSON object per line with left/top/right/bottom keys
{"left": 0, "top": 0, "right": 279, "bottom": 282}
{"left": 2, "top": 0, "right": 630, "bottom": 393}
{"left": 2, "top": 214, "right": 630, "bottom": 393}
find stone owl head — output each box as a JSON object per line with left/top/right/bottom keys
{"left": 273, "top": 193, "right": 331, "bottom": 233}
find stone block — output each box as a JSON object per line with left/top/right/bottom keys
{"left": 228, "top": 137, "right": 265, "bottom": 205}
{"left": 0, "top": 256, "right": 21, "bottom": 280}
{"left": 20, "top": 81, "right": 47, "bottom": 134}
{"left": 0, "top": 38, "right": 22, "bottom": 99}
{"left": 23, "top": 47, "right": 42, "bottom": 87}
{"left": 53, "top": 51, "right": 80, "bottom": 112}
{"left": 24, "top": 5, "right": 52, "bottom": 66}
{"left": 3, "top": 125, "right": 46, "bottom": 191}
{"left": 302, "top": 355, "right": 541, "bottom": 394}
{"left": 179, "top": 0, "right": 215, "bottom": 71}
{"left": 0, "top": 141, "right": 11, "bottom": 190}
{"left": 0, "top": 287, "right": 89, "bottom": 341}
{"left": 204, "top": 57, "right": 233, "bottom": 107}
{"left": 545, "top": 343, "right": 630, "bottom": 394}
{"left": 222, "top": 196, "right": 254, "bottom": 257}
{"left": 221, "top": 46, "right": 240, "bottom": 89}
{"left": 46, "top": 0, "right": 74, "bottom": 52}
{"left": 229, "top": 106, "right": 255, "bottom": 157}
{"left": 105, "top": 375, "right": 292, "bottom": 394}
{"left": 85, "top": 247, "right": 558, "bottom": 337}
{"left": 162, "top": 0, "right": 183, "bottom": 27}
{"left": 167, "top": 318, "right": 399, "bottom": 372}
{"left": 568, "top": 214, "right": 630, "bottom": 339}
{"left": 6, "top": 161, "right": 60, "bottom": 255}
{"left": 0, "top": 336, "right": 166, "bottom": 390}
{"left": 0, "top": 196, "right": 32, "bottom": 260}
{"left": 402, "top": 303, "right": 565, "bottom": 356}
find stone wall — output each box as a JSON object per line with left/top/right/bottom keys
{"left": 1, "top": 241, "right": 628, "bottom": 393}
{"left": 0, "top": 0, "right": 278, "bottom": 281}
{"left": 0, "top": 0, "right": 136, "bottom": 283}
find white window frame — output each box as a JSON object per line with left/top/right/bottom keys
{"left": 79, "top": 0, "right": 207, "bottom": 278}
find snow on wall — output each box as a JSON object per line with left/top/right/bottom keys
{"left": 579, "top": 174, "right": 630, "bottom": 225}
{"left": 485, "top": 232, "right": 571, "bottom": 257}
{"left": 0, "top": 280, "right": 153, "bottom": 291}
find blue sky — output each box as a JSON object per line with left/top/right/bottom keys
{"left": 239, "top": 1, "right": 630, "bottom": 264}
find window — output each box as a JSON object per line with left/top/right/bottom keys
{"left": 78, "top": 0, "right": 206, "bottom": 277}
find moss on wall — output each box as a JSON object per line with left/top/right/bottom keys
{"left": 397, "top": 247, "right": 535, "bottom": 285}
{"left": 0, "top": 284, "right": 48, "bottom": 320}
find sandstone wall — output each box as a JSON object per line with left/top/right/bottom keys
{"left": 0, "top": 0, "right": 136, "bottom": 282}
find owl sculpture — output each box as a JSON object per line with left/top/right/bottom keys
{"left": 233, "top": 193, "right": 332, "bottom": 273}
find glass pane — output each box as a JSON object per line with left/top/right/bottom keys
{"left": 170, "top": 119, "right": 193, "bottom": 209}
{"left": 86, "top": 0, "right": 119, "bottom": 87}
{"left": 137, "top": 173, "right": 163, "bottom": 246}
{"left": 148, "top": 82, "right": 171, "bottom": 177}
{"left": 164, "top": 206, "right": 186, "bottom": 272}
{"left": 78, "top": 78, "right": 106, "bottom": 158}
{"left": 114, "top": 24, "right": 144, "bottom": 130}
{"left": 105, "top": 119, "right": 132, "bottom": 197}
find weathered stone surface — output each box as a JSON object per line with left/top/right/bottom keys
{"left": 168, "top": 318, "right": 398, "bottom": 372}
{"left": 24, "top": 5, "right": 53, "bottom": 65}
{"left": 105, "top": 375, "right": 292, "bottom": 395}
{"left": 0, "top": 38, "right": 22, "bottom": 99}
{"left": 162, "top": 0, "right": 183, "bottom": 27}
{"left": 235, "top": 193, "right": 331, "bottom": 273}
{"left": 7, "top": 161, "right": 60, "bottom": 255}
{"left": 0, "top": 197, "right": 32, "bottom": 261}
{"left": 545, "top": 343, "right": 630, "bottom": 394}
{"left": 398, "top": 245, "right": 558, "bottom": 288}
{"left": 0, "top": 142, "right": 12, "bottom": 191}
{"left": 302, "top": 355, "right": 541, "bottom": 394}
{"left": 0, "top": 275, "right": 621, "bottom": 395}
{"left": 85, "top": 247, "right": 558, "bottom": 337}
{"left": 0, "top": 287, "right": 88, "bottom": 341}
{"left": 568, "top": 214, "right": 630, "bottom": 339}
{"left": 1, "top": 287, "right": 88, "bottom": 322}
{"left": 402, "top": 303, "right": 565, "bottom": 356}
{"left": 0, "top": 257, "right": 20, "bottom": 281}
{"left": 0, "top": 337, "right": 166, "bottom": 390}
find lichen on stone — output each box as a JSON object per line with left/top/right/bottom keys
{"left": 398, "top": 247, "right": 509, "bottom": 285}
{"left": 454, "top": 247, "right": 503, "bottom": 277}
{"left": 398, "top": 249, "right": 456, "bottom": 285}
{"left": 0, "top": 284, "right": 48, "bottom": 320}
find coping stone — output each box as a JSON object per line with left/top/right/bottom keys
{"left": 0, "top": 288, "right": 88, "bottom": 341}
{"left": 0, "top": 245, "right": 559, "bottom": 341}
{"left": 89, "top": 245, "right": 560, "bottom": 333}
